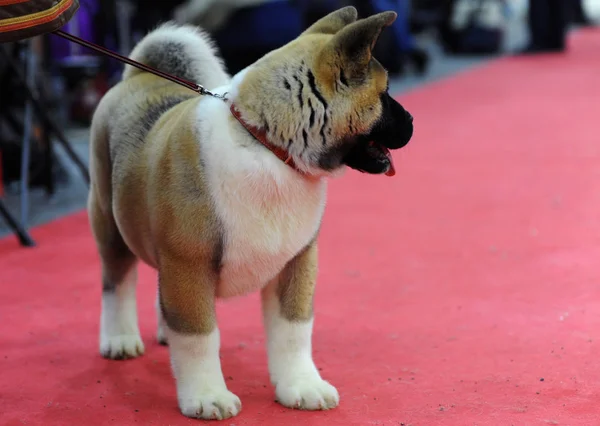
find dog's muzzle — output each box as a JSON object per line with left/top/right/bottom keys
{"left": 341, "top": 94, "right": 414, "bottom": 176}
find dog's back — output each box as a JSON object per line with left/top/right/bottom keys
{"left": 88, "top": 23, "right": 230, "bottom": 265}
{"left": 89, "top": 23, "right": 229, "bottom": 197}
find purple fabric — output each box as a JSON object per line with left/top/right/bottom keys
{"left": 49, "top": 0, "right": 98, "bottom": 62}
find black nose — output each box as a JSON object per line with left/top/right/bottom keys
{"left": 406, "top": 111, "right": 413, "bottom": 122}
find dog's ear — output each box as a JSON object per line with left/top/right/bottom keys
{"left": 301, "top": 6, "right": 358, "bottom": 35}
{"left": 323, "top": 11, "right": 397, "bottom": 80}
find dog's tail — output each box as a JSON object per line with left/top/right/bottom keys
{"left": 122, "top": 22, "right": 230, "bottom": 89}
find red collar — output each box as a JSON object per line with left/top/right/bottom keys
{"left": 229, "top": 104, "right": 302, "bottom": 173}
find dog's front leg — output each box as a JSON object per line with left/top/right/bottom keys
{"left": 261, "top": 242, "right": 339, "bottom": 411}
{"left": 159, "top": 255, "right": 241, "bottom": 420}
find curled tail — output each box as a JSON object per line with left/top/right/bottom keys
{"left": 122, "top": 22, "right": 230, "bottom": 89}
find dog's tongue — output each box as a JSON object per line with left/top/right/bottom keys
{"left": 381, "top": 146, "right": 396, "bottom": 177}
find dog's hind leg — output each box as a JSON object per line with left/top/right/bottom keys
{"left": 88, "top": 119, "right": 144, "bottom": 360}
{"left": 89, "top": 192, "right": 143, "bottom": 360}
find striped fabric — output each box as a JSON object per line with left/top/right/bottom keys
{"left": 0, "top": 0, "right": 79, "bottom": 43}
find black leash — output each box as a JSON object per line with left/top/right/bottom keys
{"left": 53, "top": 30, "right": 227, "bottom": 100}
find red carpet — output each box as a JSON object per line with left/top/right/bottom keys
{"left": 2, "top": 29, "right": 600, "bottom": 425}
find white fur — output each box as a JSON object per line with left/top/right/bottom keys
{"left": 123, "top": 22, "right": 229, "bottom": 89}
{"left": 105, "top": 24, "right": 340, "bottom": 420}
{"left": 99, "top": 268, "right": 144, "bottom": 358}
{"left": 167, "top": 327, "right": 241, "bottom": 420}
{"left": 196, "top": 69, "right": 328, "bottom": 298}
{"left": 162, "top": 67, "right": 334, "bottom": 419}
{"left": 262, "top": 283, "right": 339, "bottom": 409}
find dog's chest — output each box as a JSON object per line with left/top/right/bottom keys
{"left": 214, "top": 175, "right": 326, "bottom": 298}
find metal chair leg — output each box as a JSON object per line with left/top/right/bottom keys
{"left": 0, "top": 199, "right": 35, "bottom": 247}
{"left": 0, "top": 46, "right": 90, "bottom": 186}
{"left": 20, "top": 39, "right": 36, "bottom": 228}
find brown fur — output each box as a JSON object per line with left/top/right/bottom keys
{"left": 88, "top": 6, "right": 411, "bottom": 419}
{"left": 274, "top": 241, "right": 319, "bottom": 322}
{"left": 90, "top": 5, "right": 399, "bottom": 350}
{"left": 234, "top": 10, "right": 397, "bottom": 169}
{"left": 89, "top": 73, "right": 223, "bottom": 335}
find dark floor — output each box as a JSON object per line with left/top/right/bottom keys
{"left": 0, "top": 23, "right": 528, "bottom": 240}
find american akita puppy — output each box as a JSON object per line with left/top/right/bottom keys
{"left": 88, "top": 6, "right": 413, "bottom": 421}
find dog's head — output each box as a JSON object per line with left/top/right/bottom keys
{"left": 234, "top": 6, "right": 413, "bottom": 177}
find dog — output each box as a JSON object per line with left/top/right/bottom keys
{"left": 88, "top": 6, "right": 414, "bottom": 420}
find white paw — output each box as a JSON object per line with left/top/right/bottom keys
{"left": 275, "top": 377, "right": 339, "bottom": 410}
{"left": 179, "top": 389, "right": 242, "bottom": 420}
{"left": 100, "top": 334, "right": 145, "bottom": 360}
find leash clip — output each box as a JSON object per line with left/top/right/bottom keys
{"left": 197, "top": 85, "right": 229, "bottom": 101}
